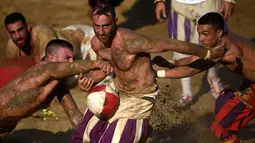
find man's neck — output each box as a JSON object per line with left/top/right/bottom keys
{"left": 215, "top": 35, "right": 227, "bottom": 47}
{"left": 20, "top": 41, "right": 32, "bottom": 55}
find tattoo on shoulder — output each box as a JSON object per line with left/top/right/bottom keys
{"left": 124, "top": 35, "right": 149, "bottom": 53}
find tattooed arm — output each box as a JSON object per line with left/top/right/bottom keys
{"left": 57, "top": 84, "right": 82, "bottom": 128}
{"left": 125, "top": 31, "right": 226, "bottom": 59}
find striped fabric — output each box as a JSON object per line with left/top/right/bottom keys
{"left": 211, "top": 90, "right": 255, "bottom": 142}
{"left": 71, "top": 109, "right": 150, "bottom": 143}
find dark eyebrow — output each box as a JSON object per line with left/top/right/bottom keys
{"left": 201, "top": 30, "right": 209, "bottom": 33}
{"left": 102, "top": 24, "right": 110, "bottom": 26}
{"left": 17, "top": 26, "right": 25, "bottom": 31}
{"left": 93, "top": 23, "right": 99, "bottom": 26}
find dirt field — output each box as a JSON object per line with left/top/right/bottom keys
{"left": 1, "top": 0, "right": 255, "bottom": 143}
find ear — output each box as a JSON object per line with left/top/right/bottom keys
{"left": 115, "top": 17, "right": 118, "bottom": 23}
{"left": 27, "top": 24, "right": 32, "bottom": 32}
{"left": 217, "top": 29, "right": 224, "bottom": 38}
{"left": 6, "top": 30, "right": 10, "bottom": 39}
{"left": 5, "top": 26, "right": 11, "bottom": 39}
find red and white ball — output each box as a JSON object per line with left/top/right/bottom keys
{"left": 87, "top": 85, "right": 120, "bottom": 119}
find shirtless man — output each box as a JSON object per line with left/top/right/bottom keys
{"left": 0, "top": 39, "right": 110, "bottom": 138}
{"left": 70, "top": 4, "right": 227, "bottom": 143}
{"left": 4, "top": 12, "right": 95, "bottom": 61}
{"left": 4, "top": 12, "right": 98, "bottom": 118}
{"left": 153, "top": 12, "right": 255, "bottom": 143}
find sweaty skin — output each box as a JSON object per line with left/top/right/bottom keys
{"left": 6, "top": 24, "right": 93, "bottom": 60}
{"left": 92, "top": 27, "right": 216, "bottom": 91}
{"left": 159, "top": 32, "right": 255, "bottom": 82}
{"left": 154, "top": 31, "right": 255, "bottom": 104}
{"left": 0, "top": 59, "right": 104, "bottom": 136}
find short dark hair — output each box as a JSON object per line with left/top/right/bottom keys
{"left": 45, "top": 39, "right": 73, "bottom": 57}
{"left": 198, "top": 12, "right": 224, "bottom": 31}
{"left": 5, "top": 12, "right": 27, "bottom": 27}
{"left": 92, "top": 3, "right": 116, "bottom": 20}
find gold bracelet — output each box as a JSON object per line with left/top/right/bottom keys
{"left": 154, "top": 0, "right": 166, "bottom": 4}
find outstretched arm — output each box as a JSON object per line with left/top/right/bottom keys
{"left": 34, "top": 60, "right": 107, "bottom": 83}
{"left": 152, "top": 56, "right": 198, "bottom": 68}
{"left": 156, "top": 58, "right": 216, "bottom": 78}
{"left": 57, "top": 85, "right": 82, "bottom": 128}
{"left": 125, "top": 32, "right": 226, "bottom": 59}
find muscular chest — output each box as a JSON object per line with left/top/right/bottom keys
{"left": 112, "top": 48, "right": 136, "bottom": 71}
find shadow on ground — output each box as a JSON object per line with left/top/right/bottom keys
{"left": 2, "top": 129, "right": 73, "bottom": 143}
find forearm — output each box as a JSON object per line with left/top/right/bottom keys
{"left": 148, "top": 39, "right": 207, "bottom": 57}
{"left": 156, "top": 66, "right": 202, "bottom": 78}
{"left": 174, "top": 56, "right": 200, "bottom": 66}
{"left": 90, "top": 70, "right": 107, "bottom": 83}
{"left": 45, "top": 60, "right": 98, "bottom": 79}
{"left": 174, "top": 57, "right": 193, "bottom": 66}
{"left": 58, "top": 93, "right": 83, "bottom": 128}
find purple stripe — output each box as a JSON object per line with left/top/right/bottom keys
{"left": 219, "top": 102, "right": 246, "bottom": 128}
{"left": 119, "top": 119, "right": 136, "bottom": 142}
{"left": 224, "top": 20, "right": 229, "bottom": 34}
{"left": 173, "top": 11, "right": 178, "bottom": 39}
{"left": 140, "top": 120, "right": 150, "bottom": 141}
{"left": 90, "top": 120, "right": 108, "bottom": 143}
{"left": 167, "top": 10, "right": 173, "bottom": 38}
{"left": 70, "top": 109, "right": 94, "bottom": 143}
{"left": 184, "top": 18, "right": 191, "bottom": 42}
{"left": 214, "top": 91, "right": 235, "bottom": 115}
{"left": 99, "top": 120, "right": 118, "bottom": 143}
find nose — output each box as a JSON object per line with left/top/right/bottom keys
{"left": 199, "top": 36, "right": 204, "bottom": 43}
{"left": 14, "top": 31, "right": 21, "bottom": 39}
{"left": 99, "top": 27, "right": 104, "bottom": 36}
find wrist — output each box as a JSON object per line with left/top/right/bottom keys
{"left": 204, "top": 50, "right": 211, "bottom": 60}
{"left": 154, "top": 0, "right": 166, "bottom": 4}
{"left": 222, "top": 0, "right": 236, "bottom": 4}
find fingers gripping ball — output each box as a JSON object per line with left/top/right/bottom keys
{"left": 87, "top": 85, "right": 120, "bottom": 119}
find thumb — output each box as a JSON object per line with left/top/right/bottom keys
{"left": 219, "top": 5, "right": 224, "bottom": 13}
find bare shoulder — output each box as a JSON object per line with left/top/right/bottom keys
{"left": 120, "top": 27, "right": 148, "bottom": 39}
{"left": 7, "top": 39, "right": 18, "bottom": 50}
{"left": 91, "top": 36, "right": 101, "bottom": 51}
{"left": 31, "top": 25, "right": 57, "bottom": 40}
{"left": 221, "top": 35, "right": 242, "bottom": 63}
{"left": 119, "top": 27, "right": 150, "bottom": 50}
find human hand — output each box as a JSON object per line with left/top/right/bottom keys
{"left": 78, "top": 74, "right": 94, "bottom": 92}
{"left": 155, "top": 2, "right": 167, "bottom": 22}
{"left": 220, "top": 1, "right": 235, "bottom": 20}
{"left": 206, "top": 42, "right": 227, "bottom": 60}
{"left": 95, "top": 60, "right": 113, "bottom": 74}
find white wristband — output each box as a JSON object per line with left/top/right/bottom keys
{"left": 222, "top": 0, "right": 236, "bottom": 4}
{"left": 204, "top": 50, "right": 211, "bottom": 60}
{"left": 157, "top": 70, "right": 166, "bottom": 77}
{"left": 154, "top": 0, "right": 166, "bottom": 4}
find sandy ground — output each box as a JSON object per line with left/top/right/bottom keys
{"left": 1, "top": 0, "right": 255, "bottom": 142}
